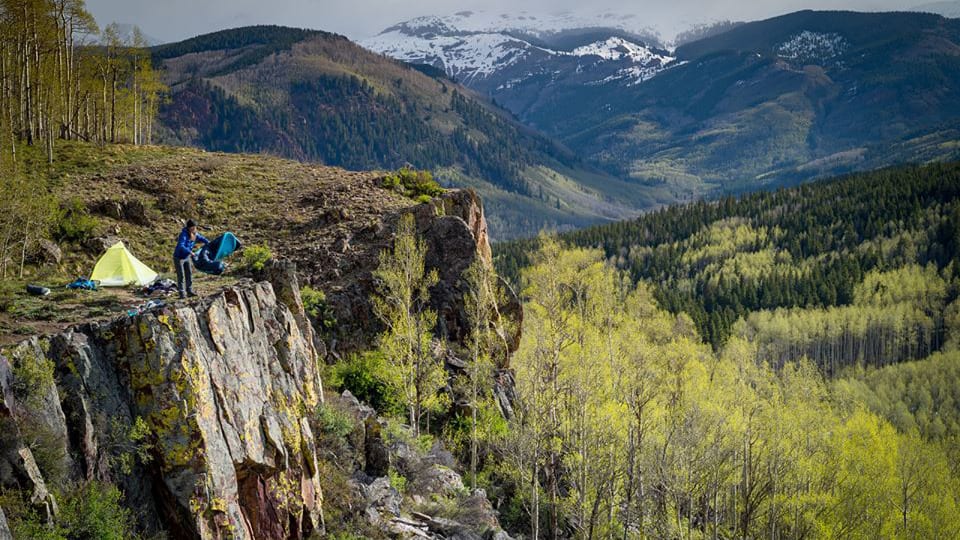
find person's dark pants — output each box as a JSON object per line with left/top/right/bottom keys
{"left": 174, "top": 256, "right": 193, "bottom": 298}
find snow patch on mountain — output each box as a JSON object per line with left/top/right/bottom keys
{"left": 380, "top": 10, "right": 661, "bottom": 42}
{"left": 364, "top": 31, "right": 544, "bottom": 83}
{"left": 571, "top": 37, "right": 674, "bottom": 64}
{"left": 777, "top": 31, "right": 848, "bottom": 64}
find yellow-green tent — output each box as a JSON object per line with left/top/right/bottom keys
{"left": 90, "top": 242, "right": 158, "bottom": 287}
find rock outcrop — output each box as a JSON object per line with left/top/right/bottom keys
{"left": 0, "top": 263, "right": 324, "bottom": 539}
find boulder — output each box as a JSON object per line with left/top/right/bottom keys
{"left": 411, "top": 464, "right": 464, "bottom": 498}
{"left": 364, "top": 418, "right": 390, "bottom": 478}
{"left": 88, "top": 197, "right": 150, "bottom": 225}
{"left": 28, "top": 239, "right": 62, "bottom": 267}
{"left": 360, "top": 476, "right": 402, "bottom": 523}
{"left": 82, "top": 235, "right": 122, "bottom": 256}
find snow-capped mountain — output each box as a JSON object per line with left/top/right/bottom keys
{"left": 361, "top": 10, "right": 679, "bottom": 100}
{"left": 374, "top": 10, "right": 662, "bottom": 43}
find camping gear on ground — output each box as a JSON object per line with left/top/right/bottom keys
{"left": 194, "top": 232, "right": 241, "bottom": 276}
{"left": 126, "top": 299, "right": 166, "bottom": 317}
{"left": 90, "top": 241, "right": 158, "bottom": 287}
{"left": 26, "top": 284, "right": 50, "bottom": 296}
{"left": 66, "top": 277, "right": 98, "bottom": 291}
{"left": 140, "top": 278, "right": 177, "bottom": 297}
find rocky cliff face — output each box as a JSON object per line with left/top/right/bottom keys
{"left": 0, "top": 178, "right": 521, "bottom": 539}
{"left": 290, "top": 187, "right": 520, "bottom": 360}
{"left": 0, "top": 262, "right": 325, "bottom": 539}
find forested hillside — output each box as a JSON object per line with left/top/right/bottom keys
{"left": 491, "top": 239, "right": 960, "bottom": 539}
{"left": 153, "top": 26, "right": 673, "bottom": 238}
{"left": 489, "top": 163, "right": 960, "bottom": 538}
{"left": 536, "top": 11, "right": 960, "bottom": 196}
{"left": 496, "top": 163, "right": 960, "bottom": 364}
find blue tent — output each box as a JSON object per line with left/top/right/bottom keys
{"left": 194, "top": 232, "right": 241, "bottom": 275}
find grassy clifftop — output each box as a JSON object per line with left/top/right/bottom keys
{"left": 1, "top": 141, "right": 416, "bottom": 342}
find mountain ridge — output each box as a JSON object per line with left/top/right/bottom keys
{"left": 152, "top": 26, "right": 674, "bottom": 239}
{"left": 369, "top": 9, "right": 960, "bottom": 200}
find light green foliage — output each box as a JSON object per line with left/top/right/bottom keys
{"left": 8, "top": 351, "right": 69, "bottom": 485}
{"left": 734, "top": 263, "right": 951, "bottom": 372}
{"left": 0, "top": 171, "right": 58, "bottom": 278}
{"left": 499, "top": 241, "right": 960, "bottom": 540}
{"left": 109, "top": 416, "right": 155, "bottom": 475}
{"left": 388, "top": 468, "right": 408, "bottom": 494}
{"left": 853, "top": 264, "right": 948, "bottom": 310}
{"left": 835, "top": 350, "right": 960, "bottom": 440}
{"left": 461, "top": 256, "right": 504, "bottom": 490}
{"left": 382, "top": 168, "right": 443, "bottom": 201}
{"left": 12, "top": 352, "right": 56, "bottom": 408}
{"left": 372, "top": 214, "right": 444, "bottom": 434}
{"left": 241, "top": 243, "right": 272, "bottom": 272}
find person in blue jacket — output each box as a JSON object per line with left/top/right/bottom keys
{"left": 173, "top": 219, "right": 209, "bottom": 299}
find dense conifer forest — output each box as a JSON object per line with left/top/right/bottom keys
{"left": 496, "top": 163, "right": 960, "bottom": 358}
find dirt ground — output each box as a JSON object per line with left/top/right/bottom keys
{"left": 0, "top": 272, "right": 239, "bottom": 347}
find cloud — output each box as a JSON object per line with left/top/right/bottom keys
{"left": 85, "top": 0, "right": 925, "bottom": 44}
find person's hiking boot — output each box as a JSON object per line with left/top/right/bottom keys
{"left": 179, "top": 291, "right": 186, "bottom": 299}
{"left": 187, "top": 291, "right": 198, "bottom": 298}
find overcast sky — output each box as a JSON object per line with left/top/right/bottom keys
{"left": 85, "top": 0, "right": 932, "bottom": 44}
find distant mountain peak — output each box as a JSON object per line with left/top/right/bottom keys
{"left": 374, "top": 9, "right": 661, "bottom": 43}
{"left": 362, "top": 11, "right": 677, "bottom": 90}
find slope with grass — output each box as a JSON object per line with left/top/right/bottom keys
{"left": 0, "top": 141, "right": 420, "bottom": 345}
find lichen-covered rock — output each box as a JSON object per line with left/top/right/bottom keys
{"left": 0, "top": 264, "right": 325, "bottom": 540}
{"left": 412, "top": 464, "right": 464, "bottom": 498}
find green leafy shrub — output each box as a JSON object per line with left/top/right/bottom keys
{"left": 0, "top": 481, "right": 136, "bottom": 540}
{"left": 301, "top": 286, "right": 337, "bottom": 331}
{"left": 11, "top": 353, "right": 69, "bottom": 485}
{"left": 56, "top": 197, "right": 98, "bottom": 242}
{"left": 329, "top": 352, "right": 404, "bottom": 416}
{"left": 388, "top": 468, "right": 407, "bottom": 494}
{"left": 315, "top": 403, "right": 355, "bottom": 441}
{"left": 58, "top": 481, "right": 137, "bottom": 540}
{"left": 382, "top": 168, "right": 443, "bottom": 201}
{"left": 241, "top": 243, "right": 271, "bottom": 272}
{"left": 12, "top": 353, "right": 56, "bottom": 407}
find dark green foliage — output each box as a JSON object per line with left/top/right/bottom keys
{"left": 329, "top": 352, "right": 404, "bottom": 416}
{"left": 160, "top": 80, "right": 280, "bottom": 155}
{"left": 301, "top": 286, "right": 337, "bottom": 331}
{"left": 406, "top": 62, "right": 451, "bottom": 81}
{"left": 159, "top": 68, "right": 580, "bottom": 197}
{"left": 496, "top": 163, "right": 960, "bottom": 350}
{"left": 55, "top": 198, "right": 98, "bottom": 242}
{"left": 152, "top": 25, "right": 323, "bottom": 75}
{"left": 58, "top": 481, "right": 137, "bottom": 540}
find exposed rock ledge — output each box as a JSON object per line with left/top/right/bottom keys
{"left": 0, "top": 261, "right": 324, "bottom": 539}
